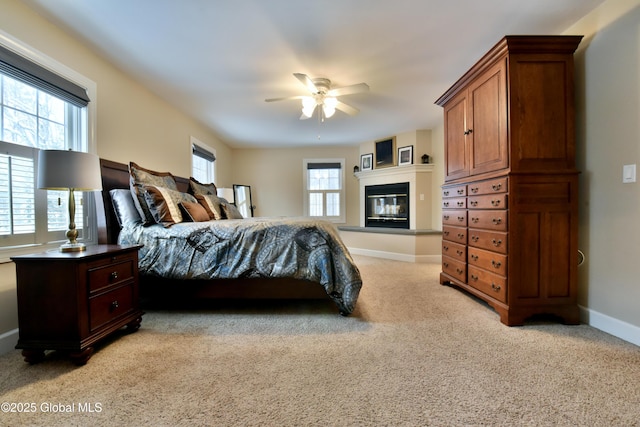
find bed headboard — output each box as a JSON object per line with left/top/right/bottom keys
{"left": 96, "top": 158, "right": 190, "bottom": 244}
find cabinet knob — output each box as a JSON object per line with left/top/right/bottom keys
{"left": 110, "top": 271, "right": 118, "bottom": 281}
{"left": 463, "top": 129, "right": 473, "bottom": 135}
{"left": 110, "top": 300, "right": 119, "bottom": 311}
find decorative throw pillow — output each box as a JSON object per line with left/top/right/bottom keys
{"left": 180, "top": 201, "right": 210, "bottom": 222}
{"left": 189, "top": 177, "right": 217, "bottom": 196}
{"left": 109, "top": 189, "right": 142, "bottom": 227}
{"left": 220, "top": 199, "right": 244, "bottom": 219}
{"left": 143, "top": 185, "right": 197, "bottom": 227}
{"left": 195, "top": 194, "right": 225, "bottom": 220}
{"left": 129, "top": 162, "right": 178, "bottom": 225}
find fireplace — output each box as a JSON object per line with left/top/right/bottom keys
{"left": 365, "top": 182, "right": 409, "bottom": 229}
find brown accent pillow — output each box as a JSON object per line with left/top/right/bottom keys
{"left": 189, "top": 177, "right": 217, "bottom": 196}
{"left": 180, "top": 201, "right": 210, "bottom": 222}
{"left": 195, "top": 194, "right": 225, "bottom": 220}
{"left": 129, "top": 162, "right": 178, "bottom": 225}
{"left": 143, "top": 185, "right": 197, "bottom": 227}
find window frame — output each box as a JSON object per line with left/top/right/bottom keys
{"left": 302, "top": 158, "right": 346, "bottom": 223}
{"left": 190, "top": 136, "right": 216, "bottom": 185}
{"left": 0, "top": 30, "right": 97, "bottom": 261}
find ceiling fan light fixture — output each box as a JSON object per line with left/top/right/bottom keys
{"left": 301, "top": 96, "right": 316, "bottom": 118}
{"left": 323, "top": 97, "right": 337, "bottom": 118}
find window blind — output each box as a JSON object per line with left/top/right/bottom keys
{"left": 0, "top": 44, "right": 90, "bottom": 107}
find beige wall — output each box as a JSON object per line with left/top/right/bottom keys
{"left": 565, "top": 0, "right": 640, "bottom": 339}
{"left": 230, "top": 146, "right": 360, "bottom": 225}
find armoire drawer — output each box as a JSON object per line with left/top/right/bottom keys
{"left": 442, "top": 225, "right": 467, "bottom": 244}
{"left": 468, "top": 193, "right": 507, "bottom": 210}
{"left": 442, "top": 210, "right": 467, "bottom": 227}
{"left": 468, "top": 266, "right": 507, "bottom": 303}
{"left": 468, "top": 210, "right": 508, "bottom": 231}
{"left": 442, "top": 185, "right": 467, "bottom": 198}
{"left": 468, "top": 229, "right": 508, "bottom": 254}
{"left": 442, "top": 256, "right": 466, "bottom": 282}
{"left": 442, "top": 240, "right": 466, "bottom": 262}
{"left": 468, "top": 177, "right": 508, "bottom": 195}
{"left": 442, "top": 197, "right": 467, "bottom": 209}
{"left": 468, "top": 247, "right": 507, "bottom": 276}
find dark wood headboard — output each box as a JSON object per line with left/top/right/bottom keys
{"left": 96, "top": 158, "right": 190, "bottom": 244}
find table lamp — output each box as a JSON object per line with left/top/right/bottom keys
{"left": 37, "top": 149, "right": 102, "bottom": 252}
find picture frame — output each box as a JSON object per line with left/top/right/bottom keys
{"left": 398, "top": 145, "right": 413, "bottom": 166}
{"left": 375, "top": 137, "right": 395, "bottom": 168}
{"left": 360, "top": 153, "right": 373, "bottom": 171}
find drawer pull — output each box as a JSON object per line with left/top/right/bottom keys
{"left": 456, "top": 250, "right": 464, "bottom": 256}
{"left": 110, "top": 300, "right": 119, "bottom": 311}
{"left": 470, "top": 254, "right": 478, "bottom": 261}
{"left": 457, "top": 216, "right": 465, "bottom": 222}
{"left": 491, "top": 283, "right": 501, "bottom": 292}
{"left": 443, "top": 190, "right": 450, "bottom": 196}
{"left": 444, "top": 231, "right": 450, "bottom": 236}
{"left": 470, "top": 187, "right": 479, "bottom": 193}
{"left": 443, "top": 262, "right": 449, "bottom": 268}
{"left": 471, "top": 235, "right": 479, "bottom": 242}
{"left": 470, "top": 274, "right": 478, "bottom": 281}
{"left": 443, "top": 245, "right": 449, "bottom": 252}
{"left": 491, "top": 260, "right": 502, "bottom": 268}
{"left": 457, "top": 189, "right": 464, "bottom": 195}
{"left": 492, "top": 218, "right": 502, "bottom": 225}
{"left": 457, "top": 201, "right": 464, "bottom": 207}
{"left": 457, "top": 233, "right": 465, "bottom": 239}
{"left": 456, "top": 268, "right": 464, "bottom": 275}
{"left": 492, "top": 184, "right": 502, "bottom": 191}
{"left": 491, "top": 199, "right": 501, "bottom": 207}
{"left": 470, "top": 200, "right": 478, "bottom": 207}
{"left": 110, "top": 271, "right": 119, "bottom": 281}
{"left": 444, "top": 201, "right": 450, "bottom": 207}
{"left": 492, "top": 239, "right": 502, "bottom": 247}
{"left": 471, "top": 217, "right": 479, "bottom": 223}
{"left": 443, "top": 215, "right": 450, "bottom": 220}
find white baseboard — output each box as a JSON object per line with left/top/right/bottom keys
{"left": 0, "top": 328, "right": 18, "bottom": 356}
{"left": 348, "top": 247, "right": 441, "bottom": 264}
{"left": 579, "top": 305, "right": 640, "bottom": 347}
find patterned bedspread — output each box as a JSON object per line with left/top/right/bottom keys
{"left": 117, "top": 217, "right": 362, "bottom": 315}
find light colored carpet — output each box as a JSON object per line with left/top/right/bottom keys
{"left": 1, "top": 256, "right": 639, "bottom": 426}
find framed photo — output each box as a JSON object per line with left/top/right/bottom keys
{"left": 375, "top": 137, "right": 395, "bottom": 168}
{"left": 398, "top": 145, "right": 413, "bottom": 166}
{"left": 360, "top": 153, "right": 373, "bottom": 171}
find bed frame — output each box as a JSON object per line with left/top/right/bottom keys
{"left": 95, "top": 158, "right": 329, "bottom": 302}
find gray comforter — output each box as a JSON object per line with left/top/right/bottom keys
{"left": 117, "top": 217, "right": 362, "bottom": 315}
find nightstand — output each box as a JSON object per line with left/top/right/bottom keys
{"left": 11, "top": 244, "right": 144, "bottom": 365}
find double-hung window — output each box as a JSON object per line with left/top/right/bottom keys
{"left": 303, "top": 159, "right": 345, "bottom": 223}
{"left": 191, "top": 137, "right": 216, "bottom": 184}
{"left": 0, "top": 36, "right": 93, "bottom": 254}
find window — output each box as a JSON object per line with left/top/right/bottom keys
{"left": 191, "top": 137, "right": 216, "bottom": 184}
{"left": 303, "top": 159, "right": 345, "bottom": 223}
{"left": 0, "top": 35, "right": 94, "bottom": 254}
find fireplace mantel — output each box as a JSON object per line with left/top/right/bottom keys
{"left": 355, "top": 164, "right": 435, "bottom": 230}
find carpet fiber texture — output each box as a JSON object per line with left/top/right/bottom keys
{"left": 1, "top": 256, "right": 638, "bottom": 426}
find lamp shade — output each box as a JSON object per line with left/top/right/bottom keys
{"left": 37, "top": 150, "right": 102, "bottom": 191}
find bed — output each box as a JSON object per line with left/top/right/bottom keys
{"left": 95, "top": 159, "right": 362, "bottom": 315}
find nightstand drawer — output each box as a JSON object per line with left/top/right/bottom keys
{"left": 89, "top": 283, "right": 135, "bottom": 332}
{"left": 88, "top": 260, "right": 136, "bottom": 293}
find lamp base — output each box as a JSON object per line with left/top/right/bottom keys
{"left": 60, "top": 242, "right": 86, "bottom": 253}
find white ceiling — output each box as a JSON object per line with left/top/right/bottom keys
{"left": 25, "top": 0, "right": 604, "bottom": 148}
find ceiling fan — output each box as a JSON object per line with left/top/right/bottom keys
{"left": 265, "top": 73, "right": 369, "bottom": 120}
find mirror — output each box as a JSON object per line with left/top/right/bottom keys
{"left": 233, "top": 184, "right": 254, "bottom": 217}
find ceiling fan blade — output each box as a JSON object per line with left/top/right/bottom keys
{"left": 265, "top": 95, "right": 306, "bottom": 102}
{"left": 328, "top": 82, "right": 369, "bottom": 97}
{"left": 335, "top": 101, "right": 359, "bottom": 116}
{"left": 294, "top": 73, "right": 318, "bottom": 93}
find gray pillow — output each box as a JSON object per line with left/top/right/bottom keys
{"left": 110, "top": 189, "right": 142, "bottom": 227}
